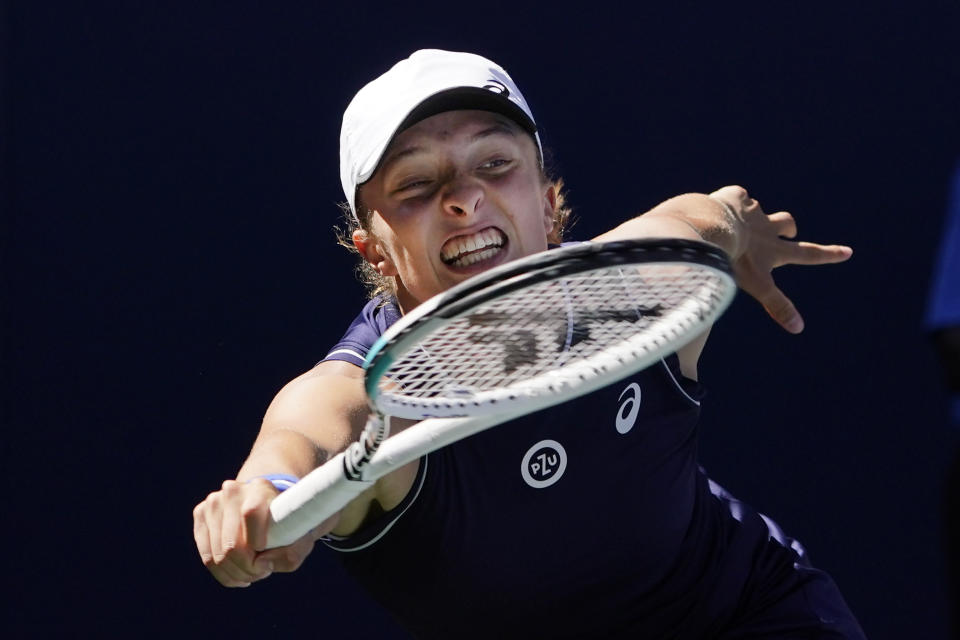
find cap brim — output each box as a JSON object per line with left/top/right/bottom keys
{"left": 396, "top": 87, "right": 537, "bottom": 137}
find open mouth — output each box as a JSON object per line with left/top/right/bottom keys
{"left": 440, "top": 227, "right": 506, "bottom": 268}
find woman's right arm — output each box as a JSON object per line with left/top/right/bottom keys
{"left": 191, "top": 359, "right": 376, "bottom": 588}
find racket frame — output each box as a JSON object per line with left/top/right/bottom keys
{"left": 266, "top": 238, "right": 734, "bottom": 548}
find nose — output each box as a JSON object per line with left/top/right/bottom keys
{"left": 441, "top": 176, "right": 483, "bottom": 217}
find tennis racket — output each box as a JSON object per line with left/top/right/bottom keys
{"left": 265, "top": 238, "right": 735, "bottom": 548}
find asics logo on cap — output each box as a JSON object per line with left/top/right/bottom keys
{"left": 482, "top": 80, "right": 510, "bottom": 97}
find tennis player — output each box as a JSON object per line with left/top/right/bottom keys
{"left": 193, "top": 49, "right": 866, "bottom": 638}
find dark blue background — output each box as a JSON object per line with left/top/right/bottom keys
{"left": 4, "top": 1, "right": 959, "bottom": 637}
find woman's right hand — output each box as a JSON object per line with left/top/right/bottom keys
{"left": 192, "top": 478, "right": 340, "bottom": 587}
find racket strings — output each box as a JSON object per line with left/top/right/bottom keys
{"left": 377, "top": 263, "right": 729, "bottom": 417}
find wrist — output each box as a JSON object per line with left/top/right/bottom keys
{"left": 247, "top": 473, "right": 299, "bottom": 492}
{"left": 706, "top": 195, "right": 746, "bottom": 258}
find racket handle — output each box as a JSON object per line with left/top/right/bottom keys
{"left": 265, "top": 451, "right": 374, "bottom": 549}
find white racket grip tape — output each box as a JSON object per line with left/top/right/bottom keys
{"left": 265, "top": 451, "right": 374, "bottom": 549}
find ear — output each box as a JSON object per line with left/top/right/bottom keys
{"left": 352, "top": 229, "right": 398, "bottom": 276}
{"left": 541, "top": 183, "right": 558, "bottom": 236}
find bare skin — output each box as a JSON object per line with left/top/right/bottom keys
{"left": 192, "top": 110, "right": 852, "bottom": 588}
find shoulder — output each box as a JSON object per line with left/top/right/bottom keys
{"left": 323, "top": 296, "right": 402, "bottom": 367}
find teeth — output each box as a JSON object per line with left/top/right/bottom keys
{"left": 441, "top": 228, "right": 505, "bottom": 265}
{"left": 458, "top": 247, "right": 498, "bottom": 266}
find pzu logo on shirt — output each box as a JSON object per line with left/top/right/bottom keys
{"left": 519, "top": 383, "right": 642, "bottom": 488}
{"left": 520, "top": 439, "right": 567, "bottom": 488}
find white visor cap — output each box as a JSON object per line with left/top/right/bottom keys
{"left": 340, "top": 49, "right": 542, "bottom": 220}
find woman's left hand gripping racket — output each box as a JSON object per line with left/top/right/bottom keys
{"left": 265, "top": 238, "right": 736, "bottom": 548}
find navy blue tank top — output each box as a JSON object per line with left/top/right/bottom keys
{"left": 321, "top": 297, "right": 864, "bottom": 639}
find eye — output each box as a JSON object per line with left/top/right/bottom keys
{"left": 479, "top": 157, "right": 512, "bottom": 171}
{"left": 393, "top": 178, "right": 432, "bottom": 195}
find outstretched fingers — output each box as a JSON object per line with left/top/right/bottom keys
{"left": 768, "top": 211, "right": 798, "bottom": 239}
{"left": 752, "top": 277, "right": 805, "bottom": 334}
{"left": 766, "top": 212, "right": 852, "bottom": 266}
{"left": 710, "top": 188, "right": 852, "bottom": 333}
{"left": 787, "top": 241, "right": 853, "bottom": 266}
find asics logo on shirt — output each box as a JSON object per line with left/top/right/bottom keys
{"left": 616, "top": 383, "right": 642, "bottom": 434}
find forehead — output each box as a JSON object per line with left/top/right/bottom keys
{"left": 382, "top": 110, "right": 526, "bottom": 162}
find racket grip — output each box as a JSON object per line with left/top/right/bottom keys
{"left": 265, "top": 451, "right": 374, "bottom": 549}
